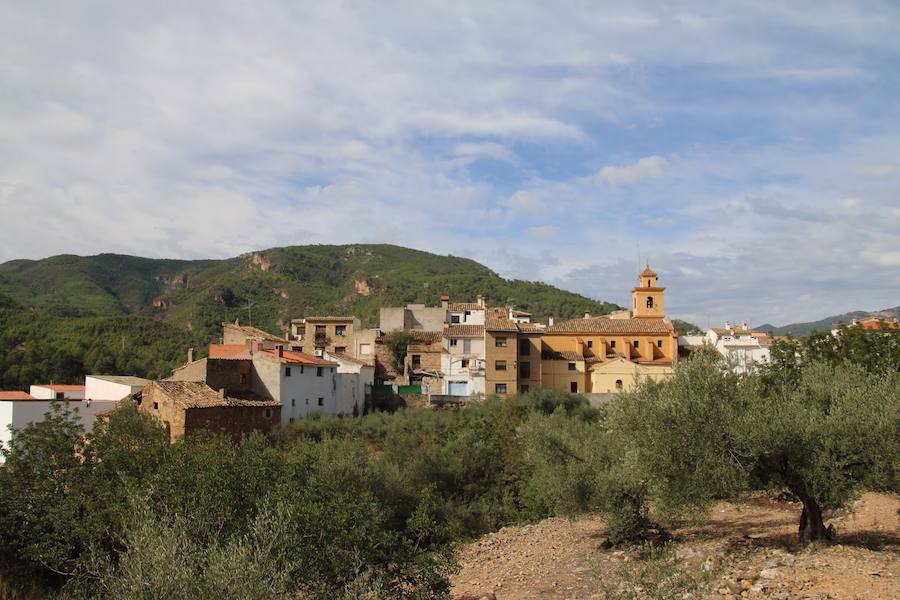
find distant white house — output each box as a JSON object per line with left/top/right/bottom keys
{"left": 705, "top": 323, "right": 772, "bottom": 374}
{"left": 327, "top": 352, "right": 375, "bottom": 416}
{"left": 1, "top": 377, "right": 148, "bottom": 462}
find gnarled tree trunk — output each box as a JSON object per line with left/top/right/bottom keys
{"left": 795, "top": 494, "right": 834, "bottom": 545}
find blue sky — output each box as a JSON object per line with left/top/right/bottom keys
{"left": 1, "top": 1, "right": 899, "bottom": 326}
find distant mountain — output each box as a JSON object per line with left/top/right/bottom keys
{"left": 0, "top": 244, "right": 620, "bottom": 387}
{"left": 756, "top": 306, "right": 900, "bottom": 337}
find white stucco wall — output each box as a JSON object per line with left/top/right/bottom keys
{"left": 29, "top": 386, "right": 86, "bottom": 400}
{"left": 85, "top": 376, "right": 148, "bottom": 401}
{"left": 0, "top": 399, "right": 116, "bottom": 463}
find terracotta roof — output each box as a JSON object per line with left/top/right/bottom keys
{"left": 259, "top": 348, "right": 337, "bottom": 366}
{"left": 516, "top": 322, "right": 544, "bottom": 333}
{"left": 303, "top": 316, "right": 355, "bottom": 323}
{"left": 151, "top": 381, "right": 279, "bottom": 408}
{"left": 546, "top": 317, "right": 674, "bottom": 335}
{"left": 637, "top": 359, "right": 674, "bottom": 365}
{"left": 631, "top": 286, "right": 665, "bottom": 292}
{"left": 641, "top": 266, "right": 658, "bottom": 277}
{"left": 711, "top": 327, "right": 754, "bottom": 336}
{"left": 31, "top": 384, "right": 85, "bottom": 392}
{"left": 445, "top": 324, "right": 485, "bottom": 337}
{"left": 209, "top": 344, "right": 253, "bottom": 360}
{"left": 511, "top": 310, "right": 532, "bottom": 317}
{"left": 0, "top": 391, "right": 37, "bottom": 401}
{"left": 328, "top": 352, "right": 371, "bottom": 366}
{"left": 853, "top": 318, "right": 900, "bottom": 331}
{"left": 410, "top": 331, "right": 443, "bottom": 344}
{"left": 449, "top": 303, "right": 482, "bottom": 312}
{"left": 88, "top": 375, "right": 150, "bottom": 386}
{"left": 485, "top": 316, "right": 519, "bottom": 332}
{"left": 541, "top": 350, "right": 584, "bottom": 362}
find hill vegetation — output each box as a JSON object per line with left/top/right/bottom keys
{"left": 757, "top": 306, "right": 900, "bottom": 337}
{"left": 0, "top": 244, "right": 619, "bottom": 388}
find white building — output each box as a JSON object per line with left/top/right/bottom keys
{"left": 251, "top": 347, "right": 339, "bottom": 424}
{"left": 327, "top": 352, "right": 375, "bottom": 416}
{"left": 29, "top": 384, "right": 86, "bottom": 401}
{"left": 440, "top": 324, "right": 486, "bottom": 397}
{"left": 705, "top": 323, "right": 772, "bottom": 374}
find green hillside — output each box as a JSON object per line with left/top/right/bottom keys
{"left": 0, "top": 244, "right": 620, "bottom": 388}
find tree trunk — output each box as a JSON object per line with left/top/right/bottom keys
{"left": 797, "top": 497, "right": 832, "bottom": 545}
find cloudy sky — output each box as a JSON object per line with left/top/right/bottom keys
{"left": 1, "top": 1, "right": 899, "bottom": 327}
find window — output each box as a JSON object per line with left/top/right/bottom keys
{"left": 264, "top": 408, "right": 272, "bottom": 419}
{"left": 411, "top": 354, "right": 421, "bottom": 368}
{"left": 285, "top": 367, "right": 292, "bottom": 377}
{"left": 240, "top": 373, "right": 247, "bottom": 385}
{"left": 300, "top": 365, "right": 305, "bottom": 374}
{"left": 291, "top": 398, "right": 296, "bottom": 407}
{"left": 495, "top": 360, "right": 507, "bottom": 371}
{"left": 360, "top": 343, "right": 371, "bottom": 355}
{"left": 519, "top": 361, "right": 530, "bottom": 379}
{"left": 495, "top": 383, "right": 507, "bottom": 394}
{"left": 520, "top": 384, "right": 530, "bottom": 393}
{"left": 615, "top": 379, "right": 623, "bottom": 391}
{"left": 568, "top": 362, "right": 576, "bottom": 371}
{"left": 451, "top": 314, "right": 461, "bottom": 324}
{"left": 647, "top": 296, "right": 654, "bottom": 309}
{"left": 317, "top": 367, "right": 323, "bottom": 376}
{"left": 305, "top": 398, "right": 309, "bottom": 405}
{"left": 495, "top": 336, "right": 508, "bottom": 347}
{"left": 289, "top": 417, "right": 294, "bottom": 423}
{"left": 657, "top": 340, "right": 663, "bottom": 348}
{"left": 315, "top": 325, "right": 326, "bottom": 335}
{"left": 152, "top": 402, "right": 159, "bottom": 411}
{"left": 335, "top": 346, "right": 346, "bottom": 354}
{"left": 450, "top": 338, "right": 458, "bottom": 347}
{"left": 55, "top": 392, "right": 64, "bottom": 399}
{"left": 587, "top": 341, "right": 593, "bottom": 348}
{"left": 610, "top": 340, "right": 616, "bottom": 348}
{"left": 519, "top": 338, "right": 530, "bottom": 356}
{"left": 335, "top": 325, "right": 346, "bottom": 336}
{"left": 570, "top": 382, "right": 578, "bottom": 393}
{"left": 317, "top": 397, "right": 324, "bottom": 406}
{"left": 633, "top": 340, "right": 639, "bottom": 348}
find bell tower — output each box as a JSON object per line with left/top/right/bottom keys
{"left": 632, "top": 266, "right": 665, "bottom": 318}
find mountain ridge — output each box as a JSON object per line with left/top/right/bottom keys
{"left": 756, "top": 306, "right": 900, "bottom": 337}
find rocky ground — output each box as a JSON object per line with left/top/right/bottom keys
{"left": 451, "top": 492, "right": 899, "bottom": 600}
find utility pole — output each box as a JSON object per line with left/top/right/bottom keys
{"left": 244, "top": 300, "right": 255, "bottom": 327}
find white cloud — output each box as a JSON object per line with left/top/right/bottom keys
{"left": 597, "top": 155, "right": 668, "bottom": 185}
{"left": 501, "top": 191, "right": 545, "bottom": 214}
{"left": 526, "top": 225, "right": 559, "bottom": 239}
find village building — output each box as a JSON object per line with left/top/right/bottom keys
{"left": 137, "top": 381, "right": 280, "bottom": 443}
{"left": 704, "top": 322, "right": 772, "bottom": 374}
{"left": 379, "top": 299, "right": 448, "bottom": 332}
{"left": 29, "top": 384, "right": 85, "bottom": 400}
{"left": 441, "top": 324, "right": 487, "bottom": 397}
{"left": 291, "top": 316, "right": 377, "bottom": 359}
{"left": 327, "top": 352, "right": 375, "bottom": 416}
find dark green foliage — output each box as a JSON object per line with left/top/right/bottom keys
{"left": 672, "top": 319, "right": 702, "bottom": 336}
{"left": 0, "top": 244, "right": 619, "bottom": 388}
{"left": 383, "top": 330, "right": 415, "bottom": 372}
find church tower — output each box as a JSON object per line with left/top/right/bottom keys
{"left": 631, "top": 266, "right": 665, "bottom": 318}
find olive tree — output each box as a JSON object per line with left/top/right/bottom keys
{"left": 617, "top": 355, "right": 899, "bottom": 545}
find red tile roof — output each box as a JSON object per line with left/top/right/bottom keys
{"left": 209, "top": 344, "right": 253, "bottom": 360}
{"left": 485, "top": 316, "right": 519, "bottom": 332}
{"left": 32, "top": 384, "right": 85, "bottom": 392}
{"left": 151, "top": 381, "right": 280, "bottom": 408}
{"left": 546, "top": 317, "right": 674, "bottom": 335}
{"left": 410, "top": 331, "right": 443, "bottom": 344}
{"left": 854, "top": 318, "right": 900, "bottom": 331}
{"left": 0, "top": 391, "right": 37, "bottom": 401}
{"left": 641, "top": 267, "right": 658, "bottom": 277}
{"left": 541, "top": 350, "right": 584, "bottom": 362}
{"left": 260, "top": 348, "right": 337, "bottom": 366}
{"left": 302, "top": 316, "right": 355, "bottom": 323}
{"left": 449, "top": 303, "right": 482, "bottom": 311}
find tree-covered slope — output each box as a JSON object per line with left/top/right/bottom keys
{"left": 756, "top": 306, "right": 900, "bottom": 337}
{"left": 0, "top": 244, "right": 620, "bottom": 387}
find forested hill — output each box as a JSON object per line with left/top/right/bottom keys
{"left": 756, "top": 306, "right": 900, "bottom": 337}
{"left": 0, "top": 244, "right": 619, "bottom": 387}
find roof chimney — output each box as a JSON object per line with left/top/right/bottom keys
{"left": 548, "top": 316, "right": 555, "bottom": 327}
{"left": 219, "top": 388, "right": 226, "bottom": 398}
{"left": 477, "top": 294, "right": 485, "bottom": 308}
{"left": 584, "top": 312, "right": 591, "bottom": 319}
{"left": 725, "top": 321, "right": 732, "bottom": 329}
{"left": 276, "top": 345, "right": 284, "bottom": 358}
{"left": 187, "top": 347, "right": 194, "bottom": 363}
{"left": 440, "top": 294, "right": 449, "bottom": 310}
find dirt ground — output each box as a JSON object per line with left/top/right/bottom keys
{"left": 451, "top": 492, "right": 899, "bottom": 600}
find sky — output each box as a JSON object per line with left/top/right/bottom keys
{"left": 1, "top": 1, "right": 899, "bottom": 327}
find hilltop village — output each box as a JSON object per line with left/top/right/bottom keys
{"left": 0, "top": 266, "right": 779, "bottom": 445}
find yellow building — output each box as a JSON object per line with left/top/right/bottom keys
{"left": 541, "top": 266, "right": 677, "bottom": 394}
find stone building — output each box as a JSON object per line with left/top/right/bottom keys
{"left": 138, "top": 381, "right": 280, "bottom": 443}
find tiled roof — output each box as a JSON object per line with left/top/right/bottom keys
{"left": 516, "top": 322, "right": 544, "bottom": 333}
{"left": 0, "top": 391, "right": 37, "bottom": 401}
{"left": 302, "top": 316, "right": 355, "bottom": 323}
{"left": 485, "top": 316, "right": 519, "bottom": 332}
{"left": 259, "top": 348, "right": 337, "bottom": 366}
{"left": 223, "top": 322, "right": 284, "bottom": 342}
{"left": 445, "top": 324, "right": 485, "bottom": 337}
{"left": 641, "top": 267, "right": 658, "bottom": 277}
{"left": 88, "top": 375, "right": 151, "bottom": 386}
{"left": 152, "top": 381, "right": 279, "bottom": 408}
{"left": 541, "top": 350, "right": 584, "bottom": 362}
{"left": 209, "top": 344, "right": 253, "bottom": 360}
{"left": 546, "top": 317, "right": 674, "bottom": 335}
{"left": 410, "top": 330, "right": 443, "bottom": 344}
{"left": 631, "top": 286, "right": 665, "bottom": 292}
{"left": 32, "top": 384, "right": 85, "bottom": 392}
{"left": 711, "top": 327, "right": 754, "bottom": 336}
{"left": 449, "top": 303, "right": 482, "bottom": 312}
{"left": 328, "top": 352, "right": 371, "bottom": 366}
